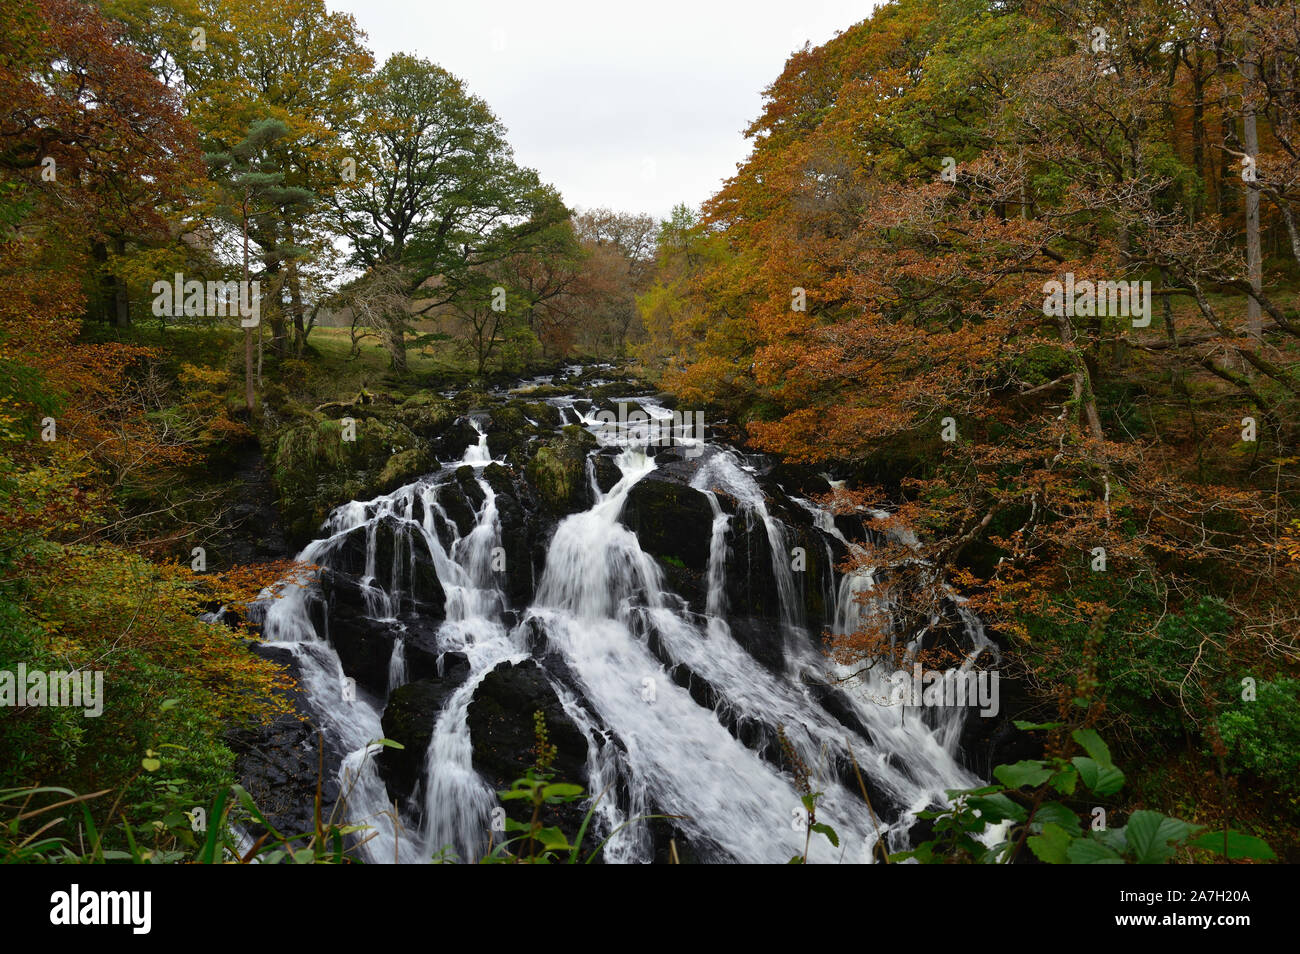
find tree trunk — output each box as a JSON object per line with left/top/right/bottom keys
{"left": 286, "top": 226, "right": 307, "bottom": 354}
{"left": 384, "top": 320, "right": 407, "bottom": 373}
{"left": 111, "top": 236, "right": 130, "bottom": 328}
{"left": 242, "top": 193, "right": 255, "bottom": 411}
{"left": 245, "top": 328, "right": 255, "bottom": 409}
{"left": 1190, "top": 65, "right": 1205, "bottom": 220}
{"left": 1242, "top": 54, "right": 1263, "bottom": 349}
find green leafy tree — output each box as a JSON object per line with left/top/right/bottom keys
{"left": 205, "top": 118, "right": 315, "bottom": 409}
{"left": 333, "top": 53, "right": 568, "bottom": 371}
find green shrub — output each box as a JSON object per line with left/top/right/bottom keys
{"left": 1217, "top": 678, "right": 1300, "bottom": 795}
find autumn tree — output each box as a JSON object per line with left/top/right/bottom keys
{"left": 648, "top": 0, "right": 1299, "bottom": 780}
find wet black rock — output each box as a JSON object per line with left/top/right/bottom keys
{"left": 725, "top": 618, "right": 787, "bottom": 676}
{"left": 430, "top": 419, "right": 480, "bottom": 462}
{"left": 228, "top": 644, "right": 346, "bottom": 843}
{"left": 621, "top": 476, "right": 714, "bottom": 571}
{"left": 467, "top": 660, "right": 590, "bottom": 835}
{"left": 468, "top": 660, "right": 587, "bottom": 786}
{"left": 377, "top": 652, "right": 472, "bottom": 796}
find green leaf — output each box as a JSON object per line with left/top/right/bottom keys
{"left": 1049, "top": 765, "right": 1079, "bottom": 795}
{"left": 967, "top": 793, "right": 1027, "bottom": 824}
{"left": 1188, "top": 830, "right": 1275, "bottom": 861}
{"left": 1071, "top": 728, "right": 1112, "bottom": 765}
{"left": 993, "top": 760, "right": 1053, "bottom": 789}
{"left": 1071, "top": 756, "right": 1125, "bottom": 796}
{"left": 1032, "top": 801, "right": 1082, "bottom": 832}
{"left": 810, "top": 822, "right": 839, "bottom": 847}
{"left": 1013, "top": 721, "right": 1063, "bottom": 731}
{"left": 141, "top": 757, "right": 161, "bottom": 772}
{"left": 541, "top": 783, "right": 584, "bottom": 800}
{"left": 1027, "top": 823, "right": 1073, "bottom": 864}
{"left": 230, "top": 784, "right": 282, "bottom": 840}
{"left": 1067, "top": 837, "right": 1124, "bottom": 864}
{"left": 534, "top": 826, "right": 571, "bottom": 851}
{"left": 1123, "top": 810, "right": 1199, "bottom": 864}
{"left": 949, "top": 784, "right": 1004, "bottom": 797}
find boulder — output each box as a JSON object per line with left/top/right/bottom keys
{"left": 620, "top": 476, "right": 714, "bottom": 571}
{"left": 524, "top": 425, "right": 598, "bottom": 514}
{"left": 377, "top": 652, "right": 472, "bottom": 796}
{"left": 467, "top": 660, "right": 591, "bottom": 837}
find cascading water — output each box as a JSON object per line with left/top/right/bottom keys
{"left": 248, "top": 389, "right": 997, "bottom": 863}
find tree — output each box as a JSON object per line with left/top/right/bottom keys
{"left": 0, "top": 0, "right": 203, "bottom": 326}
{"left": 188, "top": 0, "right": 372, "bottom": 355}
{"left": 206, "top": 118, "right": 315, "bottom": 410}
{"left": 333, "top": 53, "right": 568, "bottom": 371}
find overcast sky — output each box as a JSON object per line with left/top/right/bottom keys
{"left": 327, "top": 0, "right": 877, "bottom": 222}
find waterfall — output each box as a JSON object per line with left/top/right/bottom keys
{"left": 388, "top": 638, "right": 407, "bottom": 693}
{"left": 247, "top": 391, "right": 996, "bottom": 864}
{"left": 525, "top": 445, "right": 875, "bottom": 862}
{"left": 690, "top": 451, "right": 803, "bottom": 640}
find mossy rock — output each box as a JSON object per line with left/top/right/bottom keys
{"left": 394, "top": 396, "right": 457, "bottom": 439}
{"left": 453, "top": 390, "right": 493, "bottom": 412}
{"left": 482, "top": 462, "right": 515, "bottom": 499}
{"left": 376, "top": 447, "right": 433, "bottom": 493}
{"left": 508, "top": 383, "right": 569, "bottom": 399}
{"left": 484, "top": 402, "right": 536, "bottom": 456}
{"left": 521, "top": 401, "right": 561, "bottom": 429}
{"left": 524, "top": 425, "right": 597, "bottom": 514}
{"left": 488, "top": 402, "right": 530, "bottom": 434}
{"left": 269, "top": 414, "right": 421, "bottom": 544}
{"left": 401, "top": 389, "right": 446, "bottom": 408}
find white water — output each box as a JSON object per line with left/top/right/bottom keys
{"left": 250, "top": 400, "right": 994, "bottom": 863}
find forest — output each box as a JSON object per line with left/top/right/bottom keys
{"left": 1, "top": 0, "right": 1297, "bottom": 872}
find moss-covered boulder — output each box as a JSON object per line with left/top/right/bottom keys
{"left": 268, "top": 414, "right": 422, "bottom": 546}
{"left": 394, "top": 392, "right": 458, "bottom": 440}
{"left": 524, "top": 425, "right": 597, "bottom": 514}
{"left": 521, "top": 401, "right": 561, "bottom": 429}
{"left": 376, "top": 447, "right": 432, "bottom": 494}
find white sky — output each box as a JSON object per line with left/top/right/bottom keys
{"left": 327, "top": 0, "right": 878, "bottom": 221}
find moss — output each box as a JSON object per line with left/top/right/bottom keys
{"left": 525, "top": 425, "right": 596, "bottom": 513}
{"left": 394, "top": 396, "right": 456, "bottom": 437}
{"left": 376, "top": 448, "right": 432, "bottom": 493}
{"left": 489, "top": 403, "right": 530, "bottom": 434}
{"left": 268, "top": 412, "right": 421, "bottom": 544}
{"left": 454, "top": 390, "right": 493, "bottom": 412}
{"left": 526, "top": 447, "right": 569, "bottom": 511}
{"left": 522, "top": 401, "right": 561, "bottom": 429}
